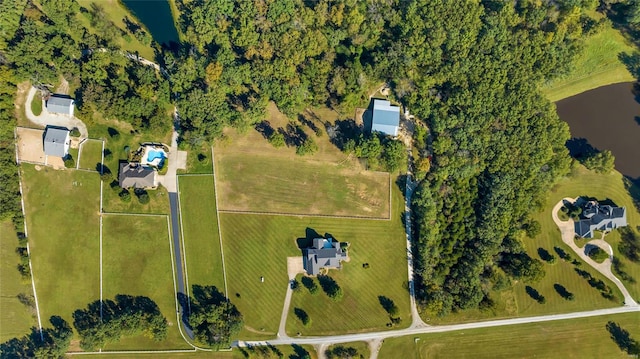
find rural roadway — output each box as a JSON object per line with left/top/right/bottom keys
{"left": 237, "top": 305, "right": 640, "bottom": 348}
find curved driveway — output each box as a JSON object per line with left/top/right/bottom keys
{"left": 552, "top": 198, "right": 637, "bottom": 306}
{"left": 25, "top": 87, "right": 88, "bottom": 138}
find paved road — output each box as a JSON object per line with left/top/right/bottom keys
{"left": 552, "top": 198, "right": 637, "bottom": 306}
{"left": 25, "top": 87, "right": 88, "bottom": 138}
{"left": 237, "top": 305, "right": 640, "bottom": 347}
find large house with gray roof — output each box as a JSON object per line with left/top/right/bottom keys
{"left": 118, "top": 163, "right": 157, "bottom": 189}
{"left": 43, "top": 127, "right": 70, "bottom": 157}
{"left": 46, "top": 94, "right": 75, "bottom": 116}
{"left": 303, "top": 237, "right": 348, "bottom": 275}
{"left": 370, "top": 99, "right": 400, "bottom": 136}
{"left": 575, "top": 201, "right": 627, "bottom": 238}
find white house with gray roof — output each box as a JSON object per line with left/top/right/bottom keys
{"left": 303, "top": 237, "right": 348, "bottom": 275}
{"left": 43, "top": 127, "right": 70, "bottom": 157}
{"left": 575, "top": 200, "right": 627, "bottom": 238}
{"left": 46, "top": 94, "right": 75, "bottom": 116}
{"left": 370, "top": 99, "right": 400, "bottom": 136}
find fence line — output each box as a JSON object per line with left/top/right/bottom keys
{"left": 217, "top": 209, "right": 391, "bottom": 221}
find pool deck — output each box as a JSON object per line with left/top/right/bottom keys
{"left": 140, "top": 146, "right": 167, "bottom": 167}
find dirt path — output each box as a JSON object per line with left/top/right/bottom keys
{"left": 551, "top": 198, "right": 637, "bottom": 306}
{"left": 25, "top": 87, "right": 88, "bottom": 139}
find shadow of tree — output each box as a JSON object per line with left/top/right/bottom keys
{"left": 605, "top": 321, "right": 640, "bottom": 355}
{"left": 254, "top": 120, "right": 275, "bottom": 139}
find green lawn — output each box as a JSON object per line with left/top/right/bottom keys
{"left": 216, "top": 153, "right": 390, "bottom": 218}
{"left": 429, "top": 165, "right": 638, "bottom": 324}
{"left": 76, "top": 0, "right": 156, "bottom": 59}
{"left": 219, "top": 185, "right": 409, "bottom": 339}
{"left": 22, "top": 165, "right": 101, "bottom": 326}
{"left": 30, "top": 93, "right": 42, "bottom": 116}
{"left": 101, "top": 214, "right": 190, "bottom": 350}
{"left": 542, "top": 14, "right": 635, "bottom": 102}
{"left": 178, "top": 175, "right": 225, "bottom": 291}
{"left": 0, "top": 221, "right": 36, "bottom": 342}
{"left": 179, "top": 145, "right": 213, "bottom": 174}
{"left": 102, "top": 181, "right": 170, "bottom": 214}
{"left": 379, "top": 312, "right": 640, "bottom": 358}
{"left": 76, "top": 344, "right": 317, "bottom": 358}
{"left": 78, "top": 139, "right": 104, "bottom": 171}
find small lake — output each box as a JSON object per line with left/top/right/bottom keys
{"left": 121, "top": 0, "right": 180, "bottom": 46}
{"left": 556, "top": 82, "right": 640, "bottom": 182}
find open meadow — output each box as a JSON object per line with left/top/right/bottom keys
{"left": 101, "top": 214, "right": 189, "bottom": 350}
{"left": 21, "top": 165, "right": 101, "bottom": 325}
{"left": 379, "top": 312, "right": 640, "bottom": 358}
{"left": 178, "top": 175, "right": 225, "bottom": 291}
{"left": 542, "top": 12, "right": 635, "bottom": 102}
{"left": 0, "top": 220, "right": 35, "bottom": 342}
{"left": 214, "top": 103, "right": 390, "bottom": 218}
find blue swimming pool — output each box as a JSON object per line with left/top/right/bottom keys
{"left": 147, "top": 149, "right": 166, "bottom": 162}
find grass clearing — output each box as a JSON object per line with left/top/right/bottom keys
{"left": 102, "top": 182, "right": 170, "bottom": 214}
{"left": 542, "top": 14, "right": 635, "bottom": 102}
{"left": 178, "top": 175, "right": 225, "bottom": 290}
{"left": 101, "top": 214, "right": 189, "bottom": 350}
{"left": 22, "top": 165, "right": 101, "bottom": 326}
{"left": 215, "top": 102, "right": 390, "bottom": 218}
{"left": 0, "top": 220, "right": 36, "bottom": 342}
{"left": 76, "top": 0, "right": 156, "bottom": 59}
{"left": 179, "top": 145, "right": 213, "bottom": 174}
{"left": 219, "top": 186, "right": 409, "bottom": 339}
{"left": 78, "top": 139, "right": 104, "bottom": 171}
{"left": 216, "top": 153, "right": 390, "bottom": 218}
{"left": 379, "top": 312, "right": 640, "bottom": 358}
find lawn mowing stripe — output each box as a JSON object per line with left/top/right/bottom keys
{"left": 211, "top": 146, "right": 229, "bottom": 298}
{"left": 26, "top": 242, "right": 44, "bottom": 341}
{"left": 217, "top": 209, "right": 391, "bottom": 220}
{"left": 176, "top": 176, "right": 191, "bottom": 314}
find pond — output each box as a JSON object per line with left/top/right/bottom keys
{"left": 555, "top": 82, "right": 640, "bottom": 182}
{"left": 121, "top": 0, "right": 180, "bottom": 46}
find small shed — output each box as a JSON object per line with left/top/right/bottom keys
{"left": 43, "top": 127, "right": 70, "bottom": 157}
{"left": 46, "top": 94, "right": 75, "bottom": 116}
{"left": 371, "top": 99, "right": 400, "bottom": 136}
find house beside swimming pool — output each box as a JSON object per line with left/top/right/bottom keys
{"left": 118, "top": 162, "right": 157, "bottom": 189}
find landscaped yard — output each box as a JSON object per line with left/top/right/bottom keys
{"left": 542, "top": 12, "right": 635, "bottom": 102}
{"left": 21, "top": 165, "right": 101, "bottom": 325}
{"left": 379, "top": 312, "right": 640, "bottom": 358}
{"left": 0, "top": 220, "right": 36, "bottom": 342}
{"left": 101, "top": 214, "right": 190, "bottom": 350}
{"left": 218, "top": 184, "right": 409, "bottom": 339}
{"left": 78, "top": 139, "right": 104, "bottom": 171}
{"left": 429, "top": 165, "right": 638, "bottom": 325}
{"left": 178, "top": 175, "right": 225, "bottom": 291}
{"left": 102, "top": 181, "right": 170, "bottom": 214}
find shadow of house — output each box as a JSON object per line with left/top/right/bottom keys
{"left": 575, "top": 200, "right": 627, "bottom": 238}
{"left": 296, "top": 227, "right": 321, "bottom": 249}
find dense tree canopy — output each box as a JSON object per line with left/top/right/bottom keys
{"left": 186, "top": 285, "right": 243, "bottom": 349}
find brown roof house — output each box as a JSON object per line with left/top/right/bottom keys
{"left": 303, "top": 237, "right": 348, "bottom": 275}
{"left": 118, "top": 163, "right": 157, "bottom": 189}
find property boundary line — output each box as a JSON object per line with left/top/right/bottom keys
{"left": 211, "top": 146, "right": 229, "bottom": 298}
{"left": 175, "top": 175, "right": 191, "bottom": 315}
{"left": 99, "top": 214, "right": 103, "bottom": 322}
{"left": 177, "top": 173, "right": 213, "bottom": 177}
{"left": 76, "top": 138, "right": 87, "bottom": 170}
{"left": 217, "top": 209, "right": 391, "bottom": 221}
{"left": 101, "top": 211, "right": 167, "bottom": 217}
{"left": 13, "top": 131, "right": 44, "bottom": 340}
{"left": 67, "top": 349, "right": 198, "bottom": 355}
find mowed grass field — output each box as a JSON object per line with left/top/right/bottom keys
{"left": 101, "top": 214, "right": 190, "bottom": 350}
{"left": 77, "top": 344, "right": 317, "bottom": 358}
{"left": 214, "top": 102, "right": 390, "bottom": 218}
{"left": 216, "top": 153, "right": 390, "bottom": 218}
{"left": 430, "top": 165, "right": 636, "bottom": 324}
{"left": 542, "top": 12, "right": 635, "bottom": 102}
{"left": 220, "top": 185, "right": 409, "bottom": 338}
{"left": 21, "top": 165, "right": 101, "bottom": 325}
{"left": 178, "top": 175, "right": 225, "bottom": 290}
{"left": 379, "top": 312, "right": 640, "bottom": 358}
{"left": 0, "top": 221, "right": 36, "bottom": 342}
{"left": 78, "top": 139, "right": 104, "bottom": 171}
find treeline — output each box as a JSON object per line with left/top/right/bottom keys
{"left": 408, "top": 0, "right": 590, "bottom": 316}
{"left": 170, "top": 0, "right": 398, "bottom": 145}
{"left": 0, "top": 316, "right": 73, "bottom": 359}
{"left": 5, "top": 0, "right": 171, "bottom": 135}
{"left": 185, "top": 285, "right": 243, "bottom": 349}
